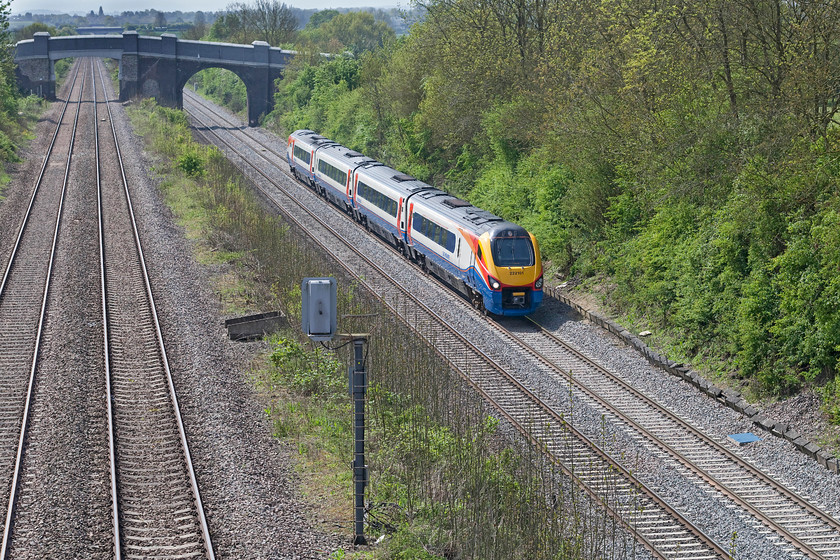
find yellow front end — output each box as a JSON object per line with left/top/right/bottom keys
{"left": 480, "top": 233, "right": 542, "bottom": 288}
{"left": 476, "top": 232, "right": 544, "bottom": 316}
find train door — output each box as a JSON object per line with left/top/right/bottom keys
{"left": 347, "top": 170, "right": 356, "bottom": 202}
{"left": 406, "top": 203, "right": 414, "bottom": 244}
{"left": 348, "top": 170, "right": 360, "bottom": 219}
{"left": 468, "top": 243, "right": 477, "bottom": 286}
{"left": 398, "top": 197, "right": 407, "bottom": 241}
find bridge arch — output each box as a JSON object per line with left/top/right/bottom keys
{"left": 174, "top": 61, "right": 273, "bottom": 127}
{"left": 14, "top": 32, "right": 293, "bottom": 127}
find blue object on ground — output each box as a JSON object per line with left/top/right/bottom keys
{"left": 727, "top": 432, "right": 761, "bottom": 445}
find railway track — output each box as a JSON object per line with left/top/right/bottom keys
{"left": 497, "top": 316, "right": 840, "bottom": 559}
{"left": 0, "top": 61, "right": 87, "bottom": 557}
{"left": 183, "top": 91, "right": 732, "bottom": 559}
{"left": 95, "top": 59, "right": 215, "bottom": 559}
{"left": 0, "top": 58, "right": 215, "bottom": 558}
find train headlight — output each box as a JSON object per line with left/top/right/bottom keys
{"left": 489, "top": 276, "right": 501, "bottom": 290}
{"left": 535, "top": 275, "right": 544, "bottom": 289}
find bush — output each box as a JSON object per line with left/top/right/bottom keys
{"left": 177, "top": 150, "right": 205, "bottom": 177}
{"left": 269, "top": 336, "right": 344, "bottom": 397}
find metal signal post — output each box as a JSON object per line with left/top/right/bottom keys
{"left": 301, "top": 278, "right": 368, "bottom": 545}
{"left": 349, "top": 336, "right": 368, "bottom": 546}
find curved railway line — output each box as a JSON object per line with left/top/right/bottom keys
{"left": 184, "top": 91, "right": 729, "bottom": 559}
{"left": 0, "top": 58, "right": 215, "bottom": 558}
{"left": 184, "top": 89, "right": 840, "bottom": 560}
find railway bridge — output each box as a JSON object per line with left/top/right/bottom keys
{"left": 14, "top": 32, "right": 294, "bottom": 126}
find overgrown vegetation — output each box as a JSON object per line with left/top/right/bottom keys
{"left": 126, "top": 97, "right": 641, "bottom": 558}
{"left": 255, "top": 1, "right": 840, "bottom": 428}
{"left": 0, "top": 0, "right": 47, "bottom": 193}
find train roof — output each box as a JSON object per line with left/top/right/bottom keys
{"left": 411, "top": 190, "right": 514, "bottom": 235}
{"left": 357, "top": 164, "right": 437, "bottom": 195}
{"left": 317, "top": 142, "right": 379, "bottom": 167}
{"left": 290, "top": 129, "right": 336, "bottom": 148}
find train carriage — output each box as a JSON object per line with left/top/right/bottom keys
{"left": 312, "top": 144, "right": 379, "bottom": 210}
{"left": 405, "top": 194, "right": 543, "bottom": 315}
{"left": 351, "top": 165, "right": 434, "bottom": 250}
{"left": 403, "top": 190, "right": 469, "bottom": 292}
{"left": 286, "top": 130, "right": 335, "bottom": 186}
{"left": 287, "top": 129, "right": 544, "bottom": 316}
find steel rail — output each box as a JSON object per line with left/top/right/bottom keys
{"left": 97, "top": 59, "right": 216, "bottom": 560}
{"left": 183, "top": 95, "right": 729, "bottom": 559}
{"left": 392, "top": 315, "right": 728, "bottom": 560}
{"left": 0, "top": 61, "right": 88, "bottom": 559}
{"left": 528, "top": 312, "right": 840, "bottom": 520}
{"left": 91, "top": 58, "right": 122, "bottom": 560}
{"left": 499, "top": 317, "right": 832, "bottom": 559}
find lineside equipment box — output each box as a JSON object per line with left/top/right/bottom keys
{"left": 301, "top": 277, "right": 337, "bottom": 341}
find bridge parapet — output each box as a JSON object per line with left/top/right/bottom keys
{"left": 14, "top": 31, "right": 293, "bottom": 126}
{"left": 15, "top": 32, "right": 124, "bottom": 61}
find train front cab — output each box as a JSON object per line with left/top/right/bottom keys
{"left": 476, "top": 227, "right": 543, "bottom": 316}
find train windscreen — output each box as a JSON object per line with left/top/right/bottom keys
{"left": 492, "top": 235, "right": 534, "bottom": 267}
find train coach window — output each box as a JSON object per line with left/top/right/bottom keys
{"left": 442, "top": 229, "right": 456, "bottom": 252}
{"left": 358, "top": 181, "right": 398, "bottom": 217}
{"left": 293, "top": 145, "right": 311, "bottom": 165}
{"left": 414, "top": 213, "right": 456, "bottom": 252}
{"left": 492, "top": 236, "right": 534, "bottom": 267}
{"left": 318, "top": 160, "right": 346, "bottom": 185}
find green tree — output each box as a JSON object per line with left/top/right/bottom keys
{"left": 153, "top": 10, "right": 167, "bottom": 29}
{"left": 309, "top": 11, "right": 394, "bottom": 55}
{"left": 0, "top": 0, "right": 24, "bottom": 164}
{"left": 208, "top": 12, "right": 246, "bottom": 43}
{"left": 13, "top": 22, "right": 58, "bottom": 42}
{"left": 183, "top": 11, "right": 207, "bottom": 40}
{"left": 0, "top": 0, "right": 15, "bottom": 99}
{"left": 305, "top": 9, "right": 338, "bottom": 30}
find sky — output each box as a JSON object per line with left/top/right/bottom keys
{"left": 11, "top": 0, "right": 401, "bottom": 15}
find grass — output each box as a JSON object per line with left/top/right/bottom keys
{"left": 257, "top": 333, "right": 356, "bottom": 535}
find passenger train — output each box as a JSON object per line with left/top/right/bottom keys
{"left": 286, "top": 129, "right": 543, "bottom": 316}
